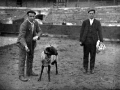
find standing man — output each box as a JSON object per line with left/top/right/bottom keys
{"left": 79, "top": 9, "right": 103, "bottom": 74}
{"left": 17, "top": 10, "right": 42, "bottom": 82}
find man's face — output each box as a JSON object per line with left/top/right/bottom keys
{"left": 88, "top": 11, "right": 95, "bottom": 19}
{"left": 28, "top": 13, "right": 35, "bottom": 22}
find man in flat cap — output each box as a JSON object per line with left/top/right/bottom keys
{"left": 79, "top": 9, "right": 103, "bottom": 74}
{"left": 17, "top": 10, "right": 42, "bottom": 82}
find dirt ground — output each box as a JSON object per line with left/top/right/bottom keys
{"left": 0, "top": 37, "right": 120, "bottom": 90}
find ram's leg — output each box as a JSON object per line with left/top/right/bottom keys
{"left": 48, "top": 65, "right": 51, "bottom": 82}
{"left": 54, "top": 60, "right": 58, "bottom": 75}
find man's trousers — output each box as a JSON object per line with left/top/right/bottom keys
{"left": 18, "top": 42, "right": 35, "bottom": 76}
{"left": 18, "top": 46, "right": 26, "bottom": 76}
{"left": 83, "top": 41, "right": 96, "bottom": 70}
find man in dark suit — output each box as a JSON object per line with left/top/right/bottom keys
{"left": 79, "top": 9, "right": 103, "bottom": 74}
{"left": 17, "top": 10, "right": 42, "bottom": 82}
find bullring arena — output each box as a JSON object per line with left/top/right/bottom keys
{"left": 0, "top": 0, "right": 120, "bottom": 90}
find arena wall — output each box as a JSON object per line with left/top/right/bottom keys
{"left": 40, "top": 25, "right": 120, "bottom": 40}
{"left": 1, "top": 24, "right": 120, "bottom": 41}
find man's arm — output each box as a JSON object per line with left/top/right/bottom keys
{"left": 37, "top": 24, "right": 42, "bottom": 38}
{"left": 97, "top": 21, "right": 103, "bottom": 42}
{"left": 33, "top": 21, "right": 42, "bottom": 40}
{"left": 18, "top": 22, "right": 27, "bottom": 47}
{"left": 80, "top": 20, "right": 85, "bottom": 42}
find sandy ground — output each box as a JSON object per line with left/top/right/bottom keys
{"left": 0, "top": 36, "right": 17, "bottom": 47}
{"left": 0, "top": 37, "right": 120, "bottom": 90}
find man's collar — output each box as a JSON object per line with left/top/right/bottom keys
{"left": 27, "top": 19, "right": 35, "bottom": 24}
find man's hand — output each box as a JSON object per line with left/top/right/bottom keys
{"left": 33, "top": 36, "right": 39, "bottom": 41}
{"left": 25, "top": 45, "right": 29, "bottom": 52}
{"left": 80, "top": 42, "right": 82, "bottom": 45}
{"left": 80, "top": 42, "right": 84, "bottom": 46}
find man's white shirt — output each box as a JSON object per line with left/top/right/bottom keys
{"left": 89, "top": 19, "right": 94, "bottom": 25}
{"left": 27, "top": 19, "right": 35, "bottom": 33}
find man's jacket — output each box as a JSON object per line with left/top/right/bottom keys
{"left": 80, "top": 19, "right": 103, "bottom": 44}
{"left": 17, "top": 19, "right": 42, "bottom": 50}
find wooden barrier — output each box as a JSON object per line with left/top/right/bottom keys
{"left": 40, "top": 25, "right": 120, "bottom": 40}
{"left": 0, "top": 24, "right": 20, "bottom": 34}
{"left": 0, "top": 24, "right": 120, "bottom": 40}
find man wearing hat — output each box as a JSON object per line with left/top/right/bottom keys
{"left": 79, "top": 9, "right": 103, "bottom": 74}
{"left": 17, "top": 10, "right": 42, "bottom": 82}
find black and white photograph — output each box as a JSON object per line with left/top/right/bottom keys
{"left": 0, "top": 0, "right": 120, "bottom": 90}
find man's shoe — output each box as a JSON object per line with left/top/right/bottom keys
{"left": 19, "top": 76, "right": 28, "bottom": 82}
{"left": 90, "top": 70, "right": 94, "bottom": 74}
{"left": 30, "top": 72, "right": 38, "bottom": 76}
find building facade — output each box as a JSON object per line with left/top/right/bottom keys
{"left": 1, "top": 0, "right": 119, "bottom": 7}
